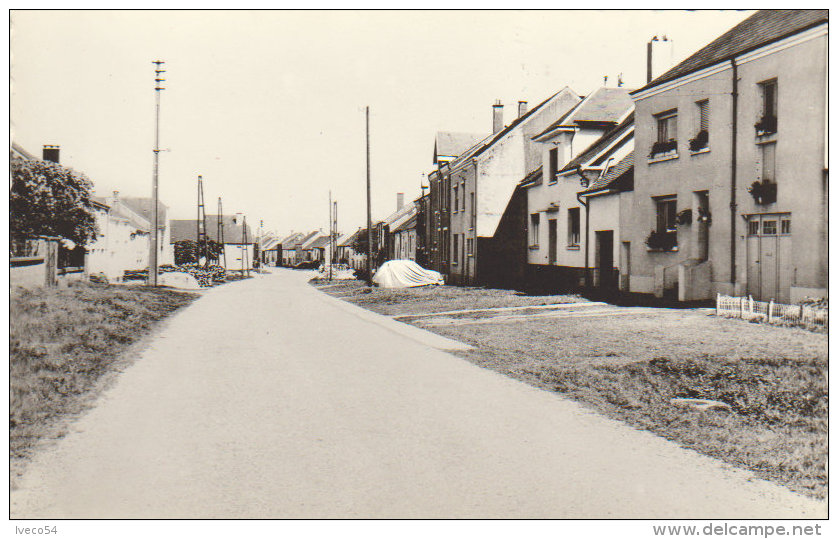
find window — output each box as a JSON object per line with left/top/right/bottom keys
{"left": 453, "top": 185, "right": 459, "bottom": 213}
{"left": 656, "top": 197, "right": 677, "bottom": 233}
{"left": 690, "top": 100, "right": 710, "bottom": 151}
{"left": 698, "top": 100, "right": 709, "bottom": 132}
{"left": 452, "top": 234, "right": 459, "bottom": 263}
{"left": 461, "top": 182, "right": 466, "bottom": 211}
{"left": 466, "top": 238, "right": 473, "bottom": 256}
{"left": 469, "top": 193, "right": 475, "bottom": 229}
{"left": 761, "top": 142, "right": 776, "bottom": 182}
{"left": 549, "top": 147, "right": 559, "bottom": 183}
{"left": 530, "top": 213, "right": 540, "bottom": 246}
{"left": 568, "top": 207, "right": 580, "bottom": 246}
{"left": 757, "top": 80, "right": 778, "bottom": 135}
{"left": 762, "top": 220, "right": 777, "bottom": 235}
{"left": 781, "top": 218, "right": 791, "bottom": 234}
{"left": 656, "top": 110, "right": 678, "bottom": 143}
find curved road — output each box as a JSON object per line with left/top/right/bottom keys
{"left": 11, "top": 269, "right": 827, "bottom": 518}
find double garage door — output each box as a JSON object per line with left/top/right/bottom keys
{"left": 746, "top": 213, "right": 792, "bottom": 303}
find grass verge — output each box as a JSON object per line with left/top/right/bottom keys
{"left": 10, "top": 281, "right": 199, "bottom": 481}
{"left": 315, "top": 279, "right": 827, "bottom": 499}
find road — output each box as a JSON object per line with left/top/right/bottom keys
{"left": 10, "top": 269, "right": 827, "bottom": 518}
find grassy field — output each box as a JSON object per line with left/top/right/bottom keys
{"left": 10, "top": 281, "right": 198, "bottom": 481}
{"left": 310, "top": 279, "right": 588, "bottom": 316}
{"left": 314, "top": 279, "right": 828, "bottom": 499}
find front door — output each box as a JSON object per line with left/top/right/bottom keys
{"left": 548, "top": 219, "right": 557, "bottom": 265}
{"left": 746, "top": 213, "right": 792, "bottom": 302}
{"left": 596, "top": 230, "right": 615, "bottom": 290}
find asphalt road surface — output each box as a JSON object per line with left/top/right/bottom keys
{"left": 10, "top": 269, "right": 827, "bottom": 518}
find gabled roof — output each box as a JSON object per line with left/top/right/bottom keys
{"left": 278, "top": 231, "right": 305, "bottom": 247}
{"left": 307, "top": 235, "right": 331, "bottom": 250}
{"left": 120, "top": 197, "right": 168, "bottom": 225}
{"left": 10, "top": 142, "right": 37, "bottom": 161}
{"left": 634, "top": 10, "right": 828, "bottom": 94}
{"left": 390, "top": 205, "right": 418, "bottom": 233}
{"left": 519, "top": 166, "right": 543, "bottom": 188}
{"left": 260, "top": 234, "right": 282, "bottom": 250}
{"left": 433, "top": 132, "right": 488, "bottom": 164}
{"left": 170, "top": 215, "right": 254, "bottom": 244}
{"left": 299, "top": 230, "right": 323, "bottom": 248}
{"left": 533, "top": 87, "right": 633, "bottom": 140}
{"left": 581, "top": 152, "right": 634, "bottom": 195}
{"left": 381, "top": 201, "right": 417, "bottom": 229}
{"left": 471, "top": 87, "right": 580, "bottom": 161}
{"left": 337, "top": 229, "right": 363, "bottom": 247}
{"left": 560, "top": 112, "right": 635, "bottom": 173}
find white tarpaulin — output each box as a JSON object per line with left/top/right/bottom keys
{"left": 372, "top": 260, "right": 444, "bottom": 288}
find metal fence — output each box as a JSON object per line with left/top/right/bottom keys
{"left": 716, "top": 294, "right": 828, "bottom": 329}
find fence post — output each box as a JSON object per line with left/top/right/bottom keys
{"left": 768, "top": 299, "right": 774, "bottom": 323}
{"left": 748, "top": 295, "right": 754, "bottom": 318}
{"left": 739, "top": 296, "right": 744, "bottom": 319}
{"left": 799, "top": 304, "right": 805, "bottom": 324}
{"left": 716, "top": 293, "right": 720, "bottom": 316}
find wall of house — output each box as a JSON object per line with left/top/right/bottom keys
{"left": 526, "top": 171, "right": 587, "bottom": 271}
{"left": 629, "top": 26, "right": 827, "bottom": 302}
{"left": 454, "top": 90, "right": 581, "bottom": 288}
{"left": 224, "top": 244, "right": 254, "bottom": 271}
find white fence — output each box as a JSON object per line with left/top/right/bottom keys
{"left": 716, "top": 294, "right": 828, "bottom": 329}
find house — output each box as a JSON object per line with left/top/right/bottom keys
{"left": 307, "top": 234, "right": 332, "bottom": 263}
{"left": 170, "top": 215, "right": 255, "bottom": 271}
{"left": 628, "top": 9, "right": 828, "bottom": 303}
{"left": 295, "top": 230, "right": 324, "bottom": 264}
{"left": 87, "top": 192, "right": 156, "bottom": 280}
{"left": 523, "top": 91, "right": 634, "bottom": 291}
{"left": 445, "top": 90, "right": 582, "bottom": 287}
{"left": 118, "top": 196, "right": 174, "bottom": 266}
{"left": 579, "top": 150, "right": 635, "bottom": 292}
{"left": 377, "top": 193, "right": 418, "bottom": 262}
{"left": 276, "top": 232, "right": 305, "bottom": 266}
{"left": 414, "top": 192, "right": 431, "bottom": 268}
{"left": 426, "top": 133, "right": 493, "bottom": 276}
{"left": 335, "top": 229, "right": 363, "bottom": 268}
{"left": 259, "top": 233, "right": 282, "bottom": 266}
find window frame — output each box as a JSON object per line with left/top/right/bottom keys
{"left": 530, "top": 213, "right": 540, "bottom": 247}
{"left": 567, "top": 207, "right": 581, "bottom": 247}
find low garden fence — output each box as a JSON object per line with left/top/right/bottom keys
{"left": 716, "top": 294, "right": 827, "bottom": 329}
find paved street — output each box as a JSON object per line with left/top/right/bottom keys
{"left": 10, "top": 270, "right": 827, "bottom": 518}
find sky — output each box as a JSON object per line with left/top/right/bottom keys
{"left": 10, "top": 9, "right": 754, "bottom": 236}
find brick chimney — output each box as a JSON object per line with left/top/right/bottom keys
{"left": 42, "top": 145, "right": 60, "bottom": 163}
{"left": 517, "top": 101, "right": 528, "bottom": 118}
{"left": 492, "top": 100, "right": 504, "bottom": 134}
{"left": 647, "top": 35, "right": 674, "bottom": 83}
{"left": 397, "top": 192, "right": 405, "bottom": 210}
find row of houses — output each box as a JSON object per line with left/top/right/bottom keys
{"left": 368, "top": 9, "right": 828, "bottom": 304}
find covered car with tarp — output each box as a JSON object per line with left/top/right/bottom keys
{"left": 372, "top": 260, "right": 444, "bottom": 288}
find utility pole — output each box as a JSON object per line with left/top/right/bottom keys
{"left": 217, "top": 197, "right": 227, "bottom": 269}
{"left": 328, "top": 190, "right": 333, "bottom": 281}
{"left": 333, "top": 199, "right": 338, "bottom": 267}
{"left": 365, "top": 106, "right": 373, "bottom": 287}
{"left": 149, "top": 60, "right": 165, "bottom": 286}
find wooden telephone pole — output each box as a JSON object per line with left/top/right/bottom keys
{"left": 365, "top": 106, "right": 373, "bottom": 287}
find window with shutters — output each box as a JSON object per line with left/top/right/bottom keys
{"left": 756, "top": 79, "right": 778, "bottom": 135}
{"left": 690, "top": 100, "right": 709, "bottom": 152}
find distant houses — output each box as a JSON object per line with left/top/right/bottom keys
{"left": 170, "top": 215, "right": 255, "bottom": 271}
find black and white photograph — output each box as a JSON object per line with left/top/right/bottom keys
{"left": 7, "top": 7, "right": 829, "bottom": 532}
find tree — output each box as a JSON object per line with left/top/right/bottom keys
{"left": 350, "top": 228, "right": 377, "bottom": 256}
{"left": 10, "top": 156, "right": 98, "bottom": 245}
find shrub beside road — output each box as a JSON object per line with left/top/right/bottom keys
{"left": 313, "top": 279, "right": 828, "bottom": 499}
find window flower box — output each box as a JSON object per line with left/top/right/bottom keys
{"left": 755, "top": 115, "right": 777, "bottom": 137}
{"left": 748, "top": 180, "right": 777, "bottom": 205}
{"left": 675, "top": 209, "right": 692, "bottom": 226}
{"left": 649, "top": 139, "right": 678, "bottom": 158}
{"left": 645, "top": 229, "right": 678, "bottom": 251}
{"left": 696, "top": 207, "right": 712, "bottom": 225}
{"left": 688, "top": 130, "right": 709, "bottom": 152}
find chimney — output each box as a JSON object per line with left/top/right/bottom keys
{"left": 397, "top": 192, "right": 405, "bottom": 210}
{"left": 112, "top": 190, "right": 119, "bottom": 201}
{"left": 492, "top": 100, "right": 504, "bottom": 134}
{"left": 42, "top": 145, "right": 60, "bottom": 163}
{"left": 647, "top": 35, "right": 675, "bottom": 83}
{"left": 517, "top": 101, "right": 528, "bottom": 118}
